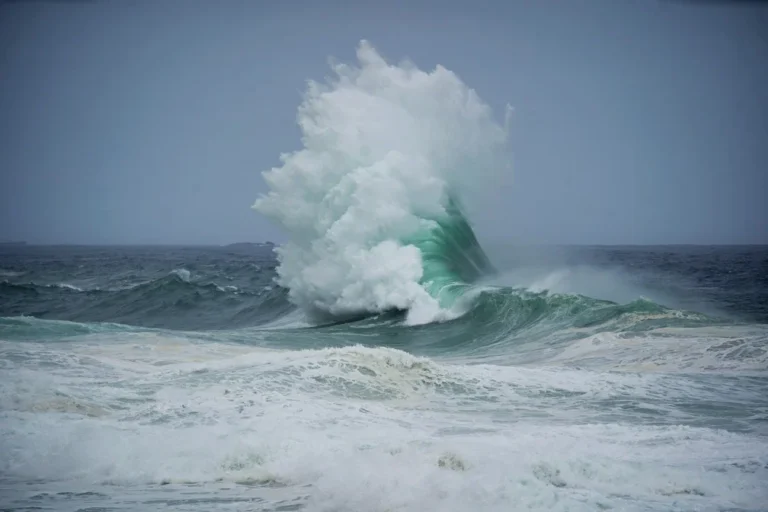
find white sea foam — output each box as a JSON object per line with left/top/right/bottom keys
{"left": 170, "top": 268, "right": 192, "bottom": 282}
{"left": 52, "top": 282, "right": 84, "bottom": 292}
{"left": 542, "top": 325, "right": 768, "bottom": 373}
{"left": 253, "top": 41, "right": 510, "bottom": 325}
{"left": 2, "top": 336, "right": 767, "bottom": 511}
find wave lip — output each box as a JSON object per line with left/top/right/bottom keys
{"left": 253, "top": 41, "right": 509, "bottom": 325}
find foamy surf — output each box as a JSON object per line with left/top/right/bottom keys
{"left": 1, "top": 335, "right": 766, "bottom": 511}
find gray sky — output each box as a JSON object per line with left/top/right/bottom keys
{"left": 1, "top": 0, "right": 766, "bottom": 245}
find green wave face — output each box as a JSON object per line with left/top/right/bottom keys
{"left": 407, "top": 195, "right": 495, "bottom": 308}
{"left": 320, "top": 286, "right": 721, "bottom": 363}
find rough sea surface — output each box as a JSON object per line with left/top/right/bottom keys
{"left": 1, "top": 243, "right": 767, "bottom": 512}
{"left": 3, "top": 39, "right": 768, "bottom": 512}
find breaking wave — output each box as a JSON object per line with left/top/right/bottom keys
{"left": 253, "top": 41, "right": 508, "bottom": 325}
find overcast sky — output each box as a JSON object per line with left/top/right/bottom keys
{"left": 1, "top": 0, "right": 766, "bottom": 245}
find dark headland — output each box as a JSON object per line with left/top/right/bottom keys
{"left": 222, "top": 242, "right": 276, "bottom": 253}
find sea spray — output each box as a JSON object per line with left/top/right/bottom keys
{"left": 253, "top": 41, "right": 509, "bottom": 324}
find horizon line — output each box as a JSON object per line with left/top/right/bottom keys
{"left": 2, "top": 242, "right": 767, "bottom": 248}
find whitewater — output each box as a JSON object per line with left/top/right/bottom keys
{"left": 1, "top": 42, "right": 767, "bottom": 512}
{"left": 253, "top": 41, "right": 507, "bottom": 325}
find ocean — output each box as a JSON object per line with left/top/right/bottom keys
{"left": 2, "top": 41, "right": 767, "bottom": 511}
{"left": 1, "top": 243, "right": 767, "bottom": 511}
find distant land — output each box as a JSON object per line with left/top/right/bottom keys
{"left": 223, "top": 242, "right": 275, "bottom": 251}
{"left": 0, "top": 241, "right": 27, "bottom": 246}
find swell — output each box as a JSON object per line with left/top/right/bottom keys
{"left": 320, "top": 287, "right": 720, "bottom": 349}
{"left": 0, "top": 272, "right": 294, "bottom": 331}
{"left": 0, "top": 315, "right": 145, "bottom": 340}
{"left": 0, "top": 286, "right": 720, "bottom": 347}
{"left": 4, "top": 274, "right": 761, "bottom": 373}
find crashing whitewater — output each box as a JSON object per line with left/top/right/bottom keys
{"left": 253, "top": 40, "right": 507, "bottom": 325}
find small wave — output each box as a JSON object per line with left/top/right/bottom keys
{"left": 170, "top": 268, "right": 192, "bottom": 282}
{"left": 540, "top": 326, "right": 768, "bottom": 373}
{"left": 289, "top": 287, "right": 728, "bottom": 368}
{"left": 0, "top": 316, "right": 144, "bottom": 340}
{"left": 49, "top": 283, "right": 84, "bottom": 292}
{"left": 1, "top": 280, "right": 84, "bottom": 293}
{"left": 0, "top": 269, "right": 295, "bottom": 332}
{"left": 1, "top": 280, "right": 36, "bottom": 293}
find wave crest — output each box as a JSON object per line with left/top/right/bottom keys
{"left": 253, "top": 41, "right": 509, "bottom": 324}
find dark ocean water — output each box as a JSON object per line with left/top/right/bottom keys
{"left": 0, "top": 244, "right": 288, "bottom": 330}
{"left": 2, "top": 244, "right": 766, "bottom": 330}
{"left": 1, "top": 244, "right": 767, "bottom": 512}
